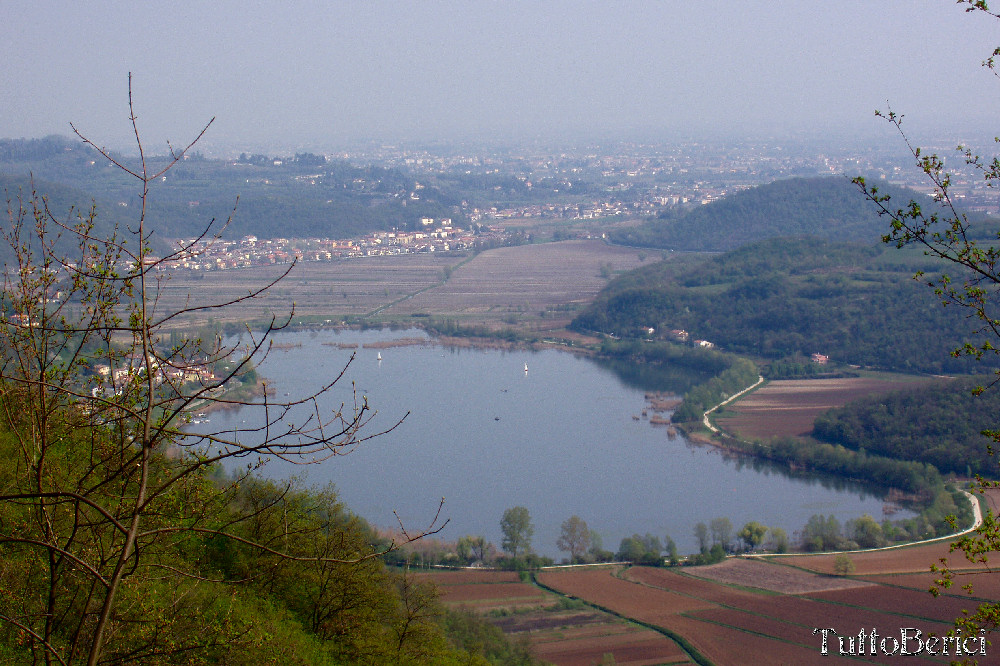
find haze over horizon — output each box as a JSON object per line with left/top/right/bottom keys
{"left": 4, "top": 1, "right": 1000, "bottom": 154}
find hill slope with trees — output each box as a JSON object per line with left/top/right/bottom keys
{"left": 813, "top": 377, "right": 999, "bottom": 477}
{"left": 573, "top": 237, "right": 983, "bottom": 375}
{"left": 609, "top": 176, "right": 931, "bottom": 252}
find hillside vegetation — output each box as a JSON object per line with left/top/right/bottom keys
{"left": 0, "top": 395, "right": 537, "bottom": 665}
{"left": 610, "top": 176, "right": 934, "bottom": 252}
{"left": 573, "top": 237, "right": 982, "bottom": 375}
{"left": 813, "top": 377, "right": 1000, "bottom": 476}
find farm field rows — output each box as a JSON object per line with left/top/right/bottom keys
{"left": 381, "top": 241, "right": 645, "bottom": 328}
{"left": 425, "top": 550, "right": 993, "bottom": 665}
{"left": 155, "top": 240, "right": 645, "bottom": 329}
{"left": 418, "top": 567, "right": 694, "bottom": 665}
{"left": 714, "top": 376, "right": 939, "bottom": 439}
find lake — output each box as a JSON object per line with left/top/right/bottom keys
{"left": 201, "top": 328, "right": 900, "bottom": 558}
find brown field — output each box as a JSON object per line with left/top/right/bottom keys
{"left": 680, "top": 557, "right": 872, "bottom": 594}
{"left": 419, "top": 568, "right": 693, "bottom": 665}
{"left": 539, "top": 567, "right": 865, "bottom": 664}
{"left": 528, "top": 621, "right": 691, "bottom": 666}
{"left": 422, "top": 558, "right": 993, "bottom": 664}
{"left": 862, "top": 570, "right": 1000, "bottom": 600}
{"left": 773, "top": 541, "right": 976, "bottom": 577}
{"left": 154, "top": 240, "right": 645, "bottom": 330}
{"left": 807, "top": 585, "right": 978, "bottom": 623}
{"left": 714, "top": 376, "right": 941, "bottom": 439}
{"left": 436, "top": 581, "right": 548, "bottom": 606}
{"left": 154, "top": 253, "right": 456, "bottom": 326}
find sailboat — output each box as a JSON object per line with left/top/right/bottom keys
{"left": 377, "top": 352, "right": 382, "bottom": 361}
{"left": 523, "top": 362, "right": 528, "bottom": 373}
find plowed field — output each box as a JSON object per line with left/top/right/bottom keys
{"left": 426, "top": 554, "right": 990, "bottom": 664}
{"left": 158, "top": 239, "right": 645, "bottom": 330}
{"left": 715, "top": 376, "right": 939, "bottom": 439}
{"left": 420, "top": 568, "right": 692, "bottom": 665}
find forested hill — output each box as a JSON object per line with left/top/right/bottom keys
{"left": 609, "top": 176, "right": 925, "bottom": 252}
{"left": 572, "top": 237, "right": 984, "bottom": 375}
{"left": 813, "top": 377, "right": 1000, "bottom": 476}
{"left": 0, "top": 136, "right": 460, "bottom": 241}
{"left": 0, "top": 173, "right": 150, "bottom": 263}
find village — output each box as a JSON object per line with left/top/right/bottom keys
{"left": 156, "top": 218, "right": 502, "bottom": 272}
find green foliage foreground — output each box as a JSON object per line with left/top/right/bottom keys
{"left": 0, "top": 403, "right": 533, "bottom": 665}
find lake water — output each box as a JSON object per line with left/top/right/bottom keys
{"left": 202, "top": 328, "right": 899, "bottom": 558}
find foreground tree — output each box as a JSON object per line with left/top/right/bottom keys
{"left": 853, "top": 1, "right": 1000, "bottom": 652}
{"left": 833, "top": 554, "right": 855, "bottom": 577}
{"left": 0, "top": 77, "right": 444, "bottom": 665}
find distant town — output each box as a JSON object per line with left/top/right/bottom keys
{"left": 151, "top": 134, "right": 999, "bottom": 272}
{"left": 159, "top": 220, "right": 497, "bottom": 272}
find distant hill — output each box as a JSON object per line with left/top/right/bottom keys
{"left": 609, "top": 176, "right": 930, "bottom": 252}
{"left": 0, "top": 136, "right": 462, "bottom": 242}
{"left": 0, "top": 172, "right": 148, "bottom": 266}
{"left": 572, "top": 236, "right": 984, "bottom": 375}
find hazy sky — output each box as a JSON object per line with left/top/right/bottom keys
{"left": 4, "top": 1, "right": 1000, "bottom": 152}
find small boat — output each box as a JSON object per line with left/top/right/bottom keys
{"left": 377, "top": 352, "right": 382, "bottom": 361}
{"left": 523, "top": 362, "right": 528, "bottom": 372}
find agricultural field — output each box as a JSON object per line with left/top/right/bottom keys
{"left": 381, "top": 241, "right": 646, "bottom": 330}
{"left": 152, "top": 252, "right": 457, "bottom": 327}
{"left": 424, "top": 553, "right": 992, "bottom": 665}
{"left": 713, "top": 376, "right": 940, "bottom": 439}
{"left": 153, "top": 240, "right": 646, "bottom": 331}
{"left": 417, "top": 567, "right": 694, "bottom": 665}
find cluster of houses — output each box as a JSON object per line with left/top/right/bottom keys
{"left": 89, "top": 355, "right": 218, "bottom": 398}
{"left": 651, "top": 326, "right": 830, "bottom": 364}
{"left": 152, "top": 220, "right": 501, "bottom": 272}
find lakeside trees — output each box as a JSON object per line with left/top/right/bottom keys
{"left": 556, "top": 515, "right": 590, "bottom": 562}
{"left": 738, "top": 521, "right": 767, "bottom": 552}
{"left": 500, "top": 506, "right": 534, "bottom": 558}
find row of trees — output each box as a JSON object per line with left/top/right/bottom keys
{"left": 425, "top": 510, "right": 884, "bottom": 570}
{"left": 490, "top": 503, "right": 973, "bottom": 567}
